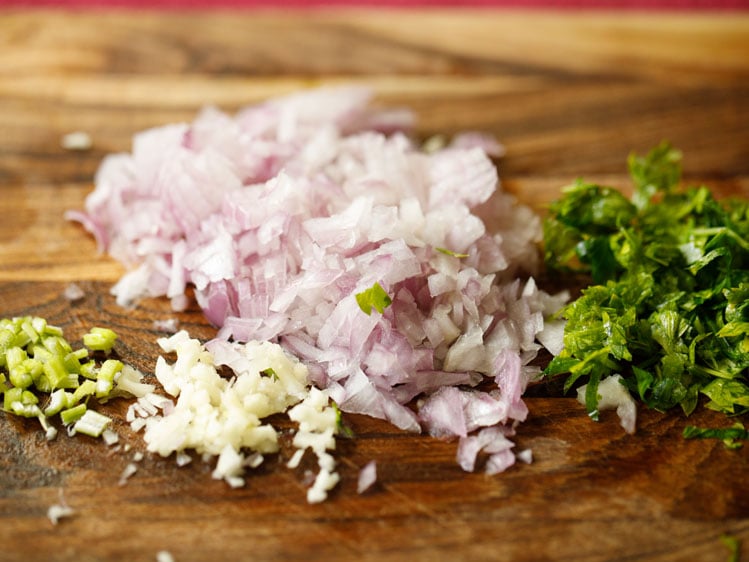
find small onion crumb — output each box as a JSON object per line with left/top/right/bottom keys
{"left": 102, "top": 428, "right": 119, "bottom": 446}
{"left": 118, "top": 463, "right": 138, "bottom": 486}
{"left": 577, "top": 374, "right": 637, "bottom": 434}
{"left": 47, "top": 504, "right": 74, "bottom": 525}
{"left": 63, "top": 282, "right": 86, "bottom": 302}
{"left": 516, "top": 449, "right": 533, "bottom": 464}
{"left": 152, "top": 318, "right": 180, "bottom": 333}
{"left": 357, "top": 460, "right": 377, "bottom": 494}
{"left": 156, "top": 551, "right": 175, "bottom": 562}
{"left": 61, "top": 131, "right": 92, "bottom": 151}
{"left": 47, "top": 490, "right": 74, "bottom": 525}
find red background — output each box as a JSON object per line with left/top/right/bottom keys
{"left": 2, "top": 0, "right": 747, "bottom": 9}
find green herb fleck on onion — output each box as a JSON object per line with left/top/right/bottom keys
{"left": 355, "top": 282, "right": 393, "bottom": 316}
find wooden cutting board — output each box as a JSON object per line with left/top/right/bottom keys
{"left": 1, "top": 9, "right": 748, "bottom": 562}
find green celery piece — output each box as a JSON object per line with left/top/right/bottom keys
{"left": 10, "top": 400, "right": 42, "bottom": 418}
{"left": 43, "top": 335, "right": 72, "bottom": 356}
{"left": 97, "top": 359, "right": 123, "bottom": 382}
{"left": 95, "top": 359, "right": 123, "bottom": 398}
{"left": 71, "top": 379, "right": 96, "bottom": 404}
{"left": 6, "top": 388, "right": 40, "bottom": 418}
{"left": 83, "top": 327, "right": 118, "bottom": 352}
{"left": 60, "top": 403, "right": 87, "bottom": 425}
{"left": 73, "top": 409, "right": 112, "bottom": 438}
{"left": 4, "top": 387, "right": 26, "bottom": 412}
{"left": 44, "top": 389, "right": 71, "bottom": 417}
{"left": 20, "top": 318, "right": 41, "bottom": 346}
{"left": 79, "top": 360, "right": 98, "bottom": 380}
{"left": 0, "top": 328, "right": 14, "bottom": 367}
{"left": 63, "top": 349, "right": 88, "bottom": 375}
{"left": 43, "top": 355, "right": 71, "bottom": 390}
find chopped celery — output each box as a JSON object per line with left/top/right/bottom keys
{"left": 20, "top": 319, "right": 40, "bottom": 345}
{"left": 80, "top": 360, "right": 98, "bottom": 380}
{"left": 71, "top": 379, "right": 96, "bottom": 404}
{"left": 30, "top": 316, "right": 47, "bottom": 335}
{"left": 83, "top": 327, "right": 118, "bottom": 352}
{"left": 0, "top": 328, "right": 15, "bottom": 360}
{"left": 10, "top": 401, "right": 42, "bottom": 418}
{"left": 73, "top": 410, "right": 112, "bottom": 437}
{"left": 6, "top": 346, "right": 27, "bottom": 372}
{"left": 0, "top": 316, "right": 127, "bottom": 441}
{"left": 44, "top": 389, "right": 70, "bottom": 417}
{"left": 64, "top": 348, "right": 89, "bottom": 372}
{"left": 95, "top": 359, "right": 123, "bottom": 397}
{"left": 43, "top": 355, "right": 69, "bottom": 389}
{"left": 98, "top": 359, "right": 123, "bottom": 382}
{"left": 4, "top": 387, "right": 25, "bottom": 411}
{"left": 60, "top": 403, "right": 87, "bottom": 425}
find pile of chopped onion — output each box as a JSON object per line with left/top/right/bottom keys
{"left": 69, "top": 86, "right": 567, "bottom": 475}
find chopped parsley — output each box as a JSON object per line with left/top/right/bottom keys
{"left": 721, "top": 534, "right": 741, "bottom": 562}
{"left": 260, "top": 367, "right": 279, "bottom": 381}
{"left": 355, "top": 282, "right": 393, "bottom": 316}
{"left": 543, "top": 142, "right": 749, "bottom": 421}
{"left": 683, "top": 422, "right": 749, "bottom": 449}
{"left": 435, "top": 247, "right": 469, "bottom": 258}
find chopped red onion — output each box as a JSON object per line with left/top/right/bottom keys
{"left": 69, "top": 87, "right": 567, "bottom": 474}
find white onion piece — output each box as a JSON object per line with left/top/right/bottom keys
{"left": 357, "top": 460, "right": 377, "bottom": 494}
{"left": 577, "top": 374, "right": 637, "bottom": 434}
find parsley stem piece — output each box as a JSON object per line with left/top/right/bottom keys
{"left": 683, "top": 423, "right": 748, "bottom": 449}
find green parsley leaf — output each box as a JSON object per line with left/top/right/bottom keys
{"left": 331, "top": 400, "right": 355, "bottom": 439}
{"left": 683, "top": 423, "right": 749, "bottom": 450}
{"left": 355, "top": 282, "right": 392, "bottom": 316}
{"left": 720, "top": 534, "right": 741, "bottom": 562}
{"left": 260, "top": 367, "right": 279, "bottom": 381}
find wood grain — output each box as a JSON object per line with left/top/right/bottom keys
{"left": 0, "top": 9, "right": 748, "bottom": 562}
